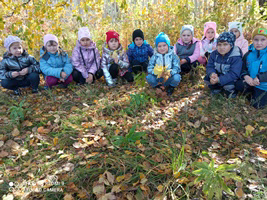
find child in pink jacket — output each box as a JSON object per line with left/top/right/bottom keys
{"left": 198, "top": 22, "right": 219, "bottom": 66}
{"left": 71, "top": 27, "right": 102, "bottom": 84}
{"left": 229, "top": 22, "right": 248, "bottom": 55}
{"left": 174, "top": 25, "right": 200, "bottom": 74}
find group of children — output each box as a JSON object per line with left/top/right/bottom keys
{"left": 0, "top": 22, "right": 266, "bottom": 109}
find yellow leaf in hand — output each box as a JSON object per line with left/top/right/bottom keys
{"left": 154, "top": 64, "right": 164, "bottom": 78}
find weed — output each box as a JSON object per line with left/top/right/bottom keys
{"left": 9, "top": 100, "right": 27, "bottom": 125}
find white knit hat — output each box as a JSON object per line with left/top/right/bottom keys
{"left": 4, "top": 36, "right": 22, "bottom": 51}
{"left": 180, "top": 25, "right": 194, "bottom": 37}
{"left": 78, "top": 27, "right": 91, "bottom": 41}
{"left": 229, "top": 22, "right": 243, "bottom": 33}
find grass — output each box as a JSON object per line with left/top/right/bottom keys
{"left": 0, "top": 72, "right": 266, "bottom": 199}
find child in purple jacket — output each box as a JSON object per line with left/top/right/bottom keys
{"left": 71, "top": 27, "right": 102, "bottom": 84}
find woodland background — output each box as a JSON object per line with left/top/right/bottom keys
{"left": 0, "top": 0, "right": 267, "bottom": 200}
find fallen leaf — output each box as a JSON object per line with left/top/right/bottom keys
{"left": 245, "top": 125, "right": 255, "bottom": 136}
{"left": 64, "top": 194, "right": 74, "bottom": 200}
{"left": 2, "top": 194, "right": 14, "bottom": 200}
{"left": 53, "top": 137, "right": 58, "bottom": 146}
{"left": 37, "top": 126, "right": 50, "bottom": 134}
{"left": 103, "top": 171, "right": 115, "bottom": 186}
{"left": 11, "top": 128, "right": 20, "bottom": 137}
{"left": 99, "top": 193, "right": 116, "bottom": 200}
{"left": 63, "top": 163, "right": 74, "bottom": 172}
{"left": 93, "top": 181, "right": 106, "bottom": 197}
{"left": 22, "top": 120, "right": 33, "bottom": 127}
{"left": 0, "top": 151, "right": 8, "bottom": 158}
{"left": 157, "top": 184, "right": 164, "bottom": 192}
{"left": 0, "top": 141, "right": 4, "bottom": 147}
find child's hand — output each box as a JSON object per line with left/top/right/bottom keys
{"left": 161, "top": 71, "right": 170, "bottom": 81}
{"left": 210, "top": 73, "right": 218, "bottom": 79}
{"left": 12, "top": 71, "right": 20, "bottom": 78}
{"left": 113, "top": 57, "right": 119, "bottom": 64}
{"left": 86, "top": 74, "right": 93, "bottom": 83}
{"left": 19, "top": 67, "right": 29, "bottom": 76}
{"left": 180, "top": 59, "right": 187, "bottom": 65}
{"left": 61, "top": 71, "right": 67, "bottom": 79}
{"left": 59, "top": 78, "right": 65, "bottom": 82}
{"left": 244, "top": 75, "right": 254, "bottom": 86}
{"left": 210, "top": 76, "right": 219, "bottom": 85}
{"left": 252, "top": 77, "right": 260, "bottom": 86}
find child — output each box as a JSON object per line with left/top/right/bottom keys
{"left": 174, "top": 25, "right": 200, "bottom": 74}
{"left": 236, "top": 26, "right": 267, "bottom": 109}
{"left": 71, "top": 27, "right": 102, "bottom": 85}
{"left": 127, "top": 29, "right": 154, "bottom": 74}
{"left": 0, "top": 35, "right": 40, "bottom": 95}
{"left": 205, "top": 32, "right": 242, "bottom": 98}
{"left": 198, "top": 22, "right": 218, "bottom": 66}
{"left": 229, "top": 22, "right": 248, "bottom": 55}
{"left": 40, "top": 34, "right": 73, "bottom": 89}
{"left": 101, "top": 30, "right": 133, "bottom": 86}
{"left": 146, "top": 32, "right": 181, "bottom": 96}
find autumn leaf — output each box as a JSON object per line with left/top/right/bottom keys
{"left": 245, "top": 125, "right": 255, "bottom": 136}
{"left": 37, "top": 126, "right": 50, "bottom": 134}
{"left": 11, "top": 128, "right": 20, "bottom": 137}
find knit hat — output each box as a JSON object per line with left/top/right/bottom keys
{"left": 106, "top": 30, "right": 120, "bottom": 43}
{"left": 4, "top": 36, "right": 22, "bottom": 51}
{"left": 132, "top": 29, "right": 144, "bottom": 41}
{"left": 78, "top": 27, "right": 91, "bottom": 41}
{"left": 217, "top": 32, "right": 236, "bottom": 47}
{"left": 43, "top": 34, "right": 58, "bottom": 46}
{"left": 204, "top": 22, "right": 217, "bottom": 37}
{"left": 155, "top": 32, "right": 170, "bottom": 47}
{"left": 252, "top": 26, "right": 267, "bottom": 39}
{"left": 229, "top": 22, "right": 243, "bottom": 34}
{"left": 180, "top": 25, "right": 194, "bottom": 37}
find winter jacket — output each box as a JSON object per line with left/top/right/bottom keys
{"left": 0, "top": 50, "right": 40, "bottom": 80}
{"left": 206, "top": 46, "right": 242, "bottom": 86}
{"left": 71, "top": 40, "right": 101, "bottom": 79}
{"left": 235, "top": 34, "right": 248, "bottom": 55}
{"left": 127, "top": 40, "right": 154, "bottom": 63}
{"left": 241, "top": 44, "right": 267, "bottom": 91}
{"left": 40, "top": 47, "right": 73, "bottom": 79}
{"left": 147, "top": 46, "right": 180, "bottom": 76}
{"left": 198, "top": 37, "right": 218, "bottom": 65}
{"left": 101, "top": 43, "right": 129, "bottom": 86}
{"left": 174, "top": 38, "right": 200, "bottom": 63}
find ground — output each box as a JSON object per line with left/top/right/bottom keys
{"left": 0, "top": 68, "right": 266, "bottom": 200}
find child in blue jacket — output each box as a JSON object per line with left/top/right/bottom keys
{"left": 236, "top": 26, "right": 267, "bottom": 109}
{"left": 146, "top": 32, "right": 181, "bottom": 96}
{"left": 127, "top": 29, "right": 154, "bottom": 74}
{"left": 40, "top": 34, "right": 73, "bottom": 89}
{"left": 205, "top": 32, "right": 242, "bottom": 98}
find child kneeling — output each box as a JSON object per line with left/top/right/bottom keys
{"left": 0, "top": 36, "right": 40, "bottom": 95}
{"left": 146, "top": 32, "right": 181, "bottom": 96}
{"left": 236, "top": 26, "right": 267, "bottom": 109}
{"left": 205, "top": 32, "right": 242, "bottom": 98}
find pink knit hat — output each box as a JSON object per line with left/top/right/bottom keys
{"left": 43, "top": 34, "right": 58, "bottom": 46}
{"left": 78, "top": 27, "right": 91, "bottom": 41}
{"left": 4, "top": 35, "right": 22, "bottom": 51}
{"left": 204, "top": 22, "right": 217, "bottom": 37}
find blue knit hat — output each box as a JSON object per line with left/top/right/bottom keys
{"left": 155, "top": 32, "right": 170, "bottom": 47}
{"left": 217, "top": 32, "right": 236, "bottom": 47}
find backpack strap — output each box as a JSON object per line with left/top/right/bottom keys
{"left": 92, "top": 48, "right": 99, "bottom": 70}
{"left": 80, "top": 47, "right": 86, "bottom": 66}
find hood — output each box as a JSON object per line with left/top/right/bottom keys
{"left": 128, "top": 40, "right": 148, "bottom": 49}
{"left": 235, "top": 34, "right": 245, "bottom": 42}
{"left": 177, "top": 37, "right": 199, "bottom": 45}
{"left": 75, "top": 40, "right": 97, "bottom": 50}
{"left": 102, "top": 42, "right": 123, "bottom": 54}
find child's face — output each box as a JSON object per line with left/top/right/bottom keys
{"left": 206, "top": 28, "right": 215, "bottom": 40}
{"left": 80, "top": 37, "right": 91, "bottom": 47}
{"left": 217, "top": 41, "right": 231, "bottom": 56}
{"left": 108, "top": 38, "right": 119, "bottom": 50}
{"left": 9, "top": 42, "right": 23, "bottom": 57}
{"left": 230, "top": 28, "right": 240, "bottom": 39}
{"left": 253, "top": 35, "right": 267, "bottom": 50}
{"left": 157, "top": 42, "right": 168, "bottom": 54}
{"left": 181, "top": 30, "right": 193, "bottom": 44}
{"left": 134, "top": 37, "right": 144, "bottom": 47}
{"left": 46, "top": 41, "right": 59, "bottom": 54}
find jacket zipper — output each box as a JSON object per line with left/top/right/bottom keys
{"left": 220, "top": 56, "right": 224, "bottom": 74}
{"left": 163, "top": 54, "right": 165, "bottom": 67}
{"left": 15, "top": 57, "right": 23, "bottom": 71}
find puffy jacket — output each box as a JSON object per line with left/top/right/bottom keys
{"left": 235, "top": 34, "right": 248, "bottom": 55}
{"left": 0, "top": 50, "right": 40, "bottom": 80}
{"left": 241, "top": 44, "right": 267, "bottom": 91}
{"left": 40, "top": 47, "right": 73, "bottom": 79}
{"left": 174, "top": 37, "right": 200, "bottom": 63}
{"left": 206, "top": 46, "right": 242, "bottom": 86}
{"left": 127, "top": 40, "right": 154, "bottom": 63}
{"left": 147, "top": 46, "right": 180, "bottom": 76}
{"left": 101, "top": 43, "right": 129, "bottom": 86}
{"left": 71, "top": 40, "right": 101, "bottom": 79}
